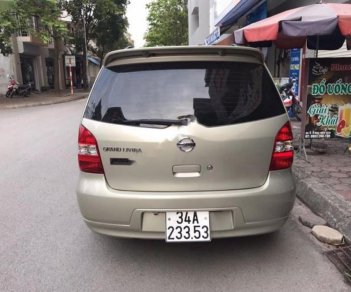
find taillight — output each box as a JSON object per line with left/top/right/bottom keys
{"left": 78, "top": 125, "right": 104, "bottom": 174}
{"left": 269, "top": 122, "right": 294, "bottom": 171}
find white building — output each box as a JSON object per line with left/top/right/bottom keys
{"left": 188, "top": 0, "right": 351, "bottom": 80}
{"left": 0, "top": 50, "right": 16, "bottom": 95}
{"left": 188, "top": 0, "right": 235, "bottom": 46}
{"left": 0, "top": 27, "right": 66, "bottom": 95}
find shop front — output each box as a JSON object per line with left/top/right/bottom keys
{"left": 20, "top": 55, "right": 35, "bottom": 88}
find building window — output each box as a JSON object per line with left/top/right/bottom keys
{"left": 33, "top": 16, "right": 40, "bottom": 32}
{"left": 192, "top": 6, "right": 199, "bottom": 29}
{"left": 17, "top": 16, "right": 40, "bottom": 36}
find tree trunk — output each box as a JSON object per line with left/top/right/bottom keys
{"left": 53, "top": 36, "right": 61, "bottom": 93}
{"left": 82, "top": 42, "right": 88, "bottom": 89}
{"left": 98, "top": 48, "right": 105, "bottom": 69}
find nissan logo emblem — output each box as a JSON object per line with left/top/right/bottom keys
{"left": 177, "top": 138, "right": 196, "bottom": 152}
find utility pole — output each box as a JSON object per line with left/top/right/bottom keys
{"left": 82, "top": 9, "right": 89, "bottom": 89}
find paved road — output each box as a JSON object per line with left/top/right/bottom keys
{"left": 0, "top": 100, "right": 349, "bottom": 292}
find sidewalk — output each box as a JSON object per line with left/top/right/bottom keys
{"left": 0, "top": 89, "right": 88, "bottom": 110}
{"left": 291, "top": 121, "right": 351, "bottom": 243}
{"left": 1, "top": 93, "right": 350, "bottom": 242}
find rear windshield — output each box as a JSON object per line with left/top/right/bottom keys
{"left": 84, "top": 62, "right": 285, "bottom": 127}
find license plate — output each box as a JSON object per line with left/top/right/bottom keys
{"left": 166, "top": 211, "right": 210, "bottom": 242}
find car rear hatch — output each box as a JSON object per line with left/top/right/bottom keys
{"left": 82, "top": 46, "right": 287, "bottom": 192}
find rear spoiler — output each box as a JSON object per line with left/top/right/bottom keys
{"left": 103, "top": 46, "right": 264, "bottom": 67}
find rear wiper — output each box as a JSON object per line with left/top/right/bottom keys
{"left": 177, "top": 114, "right": 196, "bottom": 122}
{"left": 122, "top": 118, "right": 188, "bottom": 126}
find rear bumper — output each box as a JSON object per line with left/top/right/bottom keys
{"left": 76, "top": 170, "right": 296, "bottom": 239}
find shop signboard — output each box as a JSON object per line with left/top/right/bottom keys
{"left": 205, "top": 27, "right": 220, "bottom": 45}
{"left": 289, "top": 48, "right": 301, "bottom": 97}
{"left": 65, "top": 55, "right": 76, "bottom": 95}
{"left": 65, "top": 55, "right": 76, "bottom": 67}
{"left": 305, "top": 58, "right": 351, "bottom": 139}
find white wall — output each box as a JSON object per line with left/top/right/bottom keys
{"left": 0, "top": 55, "right": 15, "bottom": 95}
{"left": 188, "top": 0, "right": 211, "bottom": 45}
{"left": 188, "top": 0, "right": 237, "bottom": 45}
{"left": 88, "top": 63, "right": 100, "bottom": 88}
{"left": 213, "top": 0, "right": 240, "bottom": 28}
{"left": 312, "top": 41, "right": 351, "bottom": 59}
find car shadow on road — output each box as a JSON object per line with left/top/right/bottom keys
{"left": 76, "top": 221, "right": 347, "bottom": 290}
{"left": 91, "top": 228, "right": 289, "bottom": 268}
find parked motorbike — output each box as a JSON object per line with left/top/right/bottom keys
{"left": 5, "top": 76, "right": 31, "bottom": 98}
{"left": 279, "top": 79, "right": 302, "bottom": 121}
{"left": 5, "top": 77, "right": 19, "bottom": 98}
{"left": 17, "top": 82, "right": 32, "bottom": 97}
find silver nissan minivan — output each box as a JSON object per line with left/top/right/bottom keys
{"left": 77, "top": 46, "right": 296, "bottom": 242}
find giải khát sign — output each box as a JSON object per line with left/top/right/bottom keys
{"left": 305, "top": 58, "right": 351, "bottom": 139}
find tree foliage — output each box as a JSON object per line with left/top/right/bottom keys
{"left": 0, "top": 0, "right": 130, "bottom": 59}
{"left": 0, "top": 0, "right": 68, "bottom": 90}
{"left": 92, "top": 0, "right": 130, "bottom": 61}
{"left": 64, "top": 0, "right": 130, "bottom": 59}
{"left": 64, "top": 0, "right": 129, "bottom": 87}
{"left": 145, "top": 0, "right": 188, "bottom": 47}
{"left": 0, "top": 10, "right": 14, "bottom": 56}
{"left": 0, "top": 0, "right": 130, "bottom": 88}
{"left": 0, "top": 0, "right": 67, "bottom": 56}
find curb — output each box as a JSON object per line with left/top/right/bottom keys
{"left": 0, "top": 94, "right": 87, "bottom": 110}
{"left": 293, "top": 165, "right": 351, "bottom": 243}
